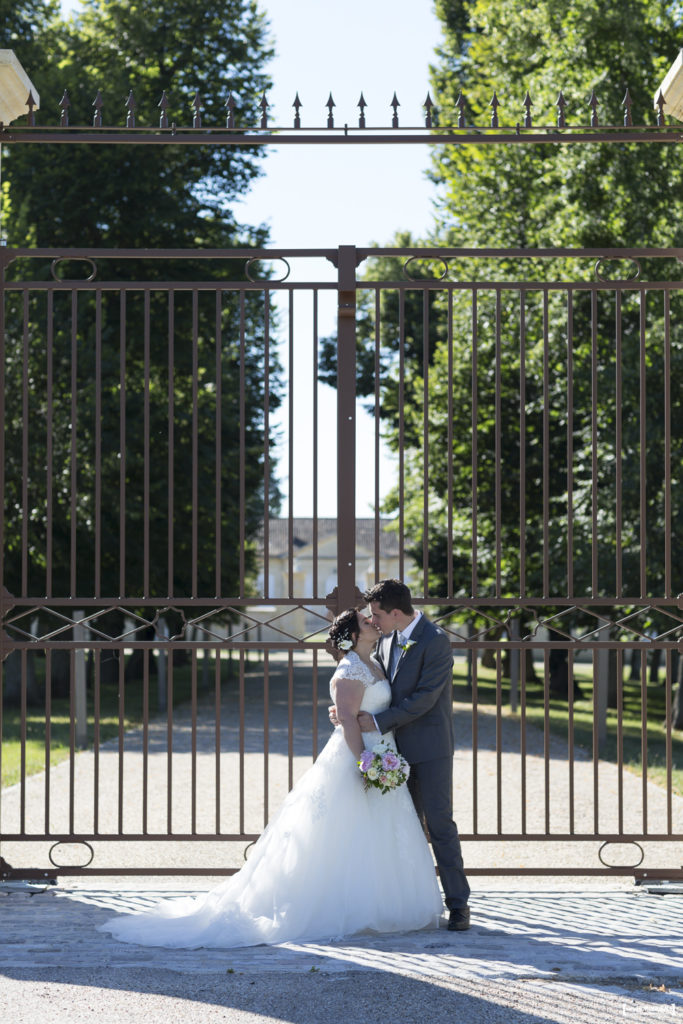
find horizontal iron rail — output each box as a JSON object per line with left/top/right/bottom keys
{"left": 6, "top": 279, "right": 683, "bottom": 292}
{"left": 4, "top": 129, "right": 683, "bottom": 146}
{"left": 1, "top": 864, "right": 663, "bottom": 880}
{"left": 4, "top": 597, "right": 682, "bottom": 607}
{"left": 5, "top": 245, "right": 683, "bottom": 259}
{"left": 2, "top": 641, "right": 682, "bottom": 652}
{"left": 3, "top": 833, "right": 678, "bottom": 843}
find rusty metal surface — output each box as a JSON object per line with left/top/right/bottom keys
{"left": 1, "top": 245, "right": 681, "bottom": 877}
{"left": 4, "top": 83, "right": 683, "bottom": 146}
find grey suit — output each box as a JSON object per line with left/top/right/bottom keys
{"left": 373, "top": 615, "right": 470, "bottom": 910}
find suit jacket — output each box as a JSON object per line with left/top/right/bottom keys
{"left": 372, "top": 615, "right": 455, "bottom": 764}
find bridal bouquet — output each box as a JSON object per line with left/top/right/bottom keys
{"left": 358, "top": 742, "right": 410, "bottom": 795}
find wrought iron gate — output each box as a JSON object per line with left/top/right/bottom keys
{"left": 1, "top": 244, "right": 682, "bottom": 879}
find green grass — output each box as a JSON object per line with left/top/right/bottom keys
{"left": 3, "top": 653, "right": 682, "bottom": 800}
{"left": 1, "top": 662, "right": 199, "bottom": 789}
{"left": 452, "top": 657, "right": 683, "bottom": 797}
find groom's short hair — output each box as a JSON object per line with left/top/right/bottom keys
{"left": 364, "top": 579, "right": 414, "bottom": 615}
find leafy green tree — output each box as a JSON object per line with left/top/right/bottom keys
{"left": 320, "top": 1, "right": 683, "bottom": 711}
{"left": 2, "top": 0, "right": 280, "bottom": 632}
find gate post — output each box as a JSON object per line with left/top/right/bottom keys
{"left": 336, "top": 245, "right": 358, "bottom": 612}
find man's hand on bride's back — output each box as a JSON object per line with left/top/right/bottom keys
{"left": 328, "top": 704, "right": 340, "bottom": 727}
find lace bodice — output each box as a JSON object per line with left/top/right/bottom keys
{"left": 331, "top": 651, "right": 392, "bottom": 716}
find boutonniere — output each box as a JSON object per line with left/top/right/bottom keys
{"left": 399, "top": 639, "right": 417, "bottom": 652}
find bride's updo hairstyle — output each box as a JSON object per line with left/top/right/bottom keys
{"left": 328, "top": 608, "right": 360, "bottom": 653}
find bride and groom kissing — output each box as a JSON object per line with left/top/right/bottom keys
{"left": 99, "top": 578, "right": 470, "bottom": 948}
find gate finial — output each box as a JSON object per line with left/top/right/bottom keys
{"left": 326, "top": 92, "right": 336, "bottom": 129}
{"left": 357, "top": 92, "right": 367, "bottom": 129}
{"left": 391, "top": 92, "right": 400, "bottom": 128}
{"left": 424, "top": 92, "right": 434, "bottom": 128}
{"left": 293, "top": 92, "right": 302, "bottom": 129}
{"left": 92, "top": 90, "right": 104, "bottom": 128}
{"left": 158, "top": 90, "right": 169, "bottom": 129}
{"left": 59, "top": 89, "right": 70, "bottom": 127}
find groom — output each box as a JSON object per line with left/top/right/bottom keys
{"left": 358, "top": 579, "right": 470, "bottom": 931}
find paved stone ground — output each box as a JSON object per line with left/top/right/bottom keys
{"left": 2, "top": 658, "right": 683, "bottom": 1021}
{"left": 1, "top": 882, "right": 683, "bottom": 1023}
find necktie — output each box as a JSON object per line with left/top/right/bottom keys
{"left": 390, "top": 632, "right": 404, "bottom": 678}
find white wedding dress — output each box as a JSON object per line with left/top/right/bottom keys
{"left": 98, "top": 652, "right": 443, "bottom": 948}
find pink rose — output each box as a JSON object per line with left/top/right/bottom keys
{"left": 382, "top": 752, "right": 400, "bottom": 770}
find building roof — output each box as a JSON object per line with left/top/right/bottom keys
{"left": 261, "top": 518, "right": 401, "bottom": 558}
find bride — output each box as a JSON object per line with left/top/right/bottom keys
{"left": 98, "top": 609, "right": 443, "bottom": 948}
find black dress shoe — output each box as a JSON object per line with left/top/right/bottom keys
{"left": 447, "top": 906, "right": 470, "bottom": 931}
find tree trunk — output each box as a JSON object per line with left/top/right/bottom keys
{"left": 672, "top": 654, "right": 683, "bottom": 730}
{"left": 2, "top": 650, "right": 40, "bottom": 707}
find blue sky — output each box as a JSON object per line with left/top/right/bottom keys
{"left": 59, "top": 0, "right": 444, "bottom": 516}
{"left": 240, "top": 1, "right": 443, "bottom": 516}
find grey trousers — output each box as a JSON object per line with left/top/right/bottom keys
{"left": 407, "top": 756, "right": 470, "bottom": 910}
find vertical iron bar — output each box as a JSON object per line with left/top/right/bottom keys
{"left": 312, "top": 649, "right": 319, "bottom": 759}
{"left": 566, "top": 291, "right": 574, "bottom": 597}
{"left": 592, "top": 653, "right": 600, "bottom": 835}
{"left": 665, "top": 649, "right": 673, "bottom": 833}
{"left": 471, "top": 289, "right": 478, "bottom": 595}
{"left": 520, "top": 647, "right": 527, "bottom": 833}
{"left": 70, "top": 290, "right": 78, "bottom": 597}
{"left": 119, "top": 292, "right": 127, "bottom": 597}
{"left": 142, "top": 649, "right": 149, "bottom": 833}
{"left": 92, "top": 651, "right": 100, "bottom": 834}
{"left": 214, "top": 652, "right": 221, "bottom": 833}
{"left": 543, "top": 649, "right": 550, "bottom": 834}
{"left": 398, "top": 288, "right": 406, "bottom": 581}
{"left": 422, "top": 289, "right": 430, "bottom": 595}
{"left": 166, "top": 654, "right": 173, "bottom": 834}
{"left": 494, "top": 290, "right": 502, "bottom": 596}
{"left": 616, "top": 648, "right": 624, "bottom": 836}
{"left": 94, "top": 290, "right": 102, "bottom": 596}
{"left": 263, "top": 651, "right": 270, "bottom": 826}
{"left": 567, "top": 649, "right": 575, "bottom": 833}
{"left": 117, "top": 650, "right": 125, "bottom": 834}
{"left": 263, "top": 290, "right": 271, "bottom": 598}
{"left": 495, "top": 650, "right": 502, "bottom": 833}
{"left": 191, "top": 649, "right": 198, "bottom": 834}
{"left": 374, "top": 288, "right": 381, "bottom": 582}
{"left": 615, "top": 291, "right": 623, "bottom": 596}
{"left": 167, "top": 291, "right": 175, "bottom": 597}
{"left": 336, "top": 246, "right": 358, "bottom": 607}
{"left": 215, "top": 290, "right": 222, "bottom": 596}
{"left": 46, "top": 291, "right": 54, "bottom": 596}
{"left": 639, "top": 289, "right": 647, "bottom": 597}
{"left": 192, "top": 290, "right": 199, "bottom": 597}
{"left": 590, "top": 290, "right": 599, "bottom": 595}
{"left": 239, "top": 651, "right": 245, "bottom": 834}
{"left": 20, "top": 650, "right": 27, "bottom": 833}
{"left": 312, "top": 290, "right": 319, "bottom": 596}
{"left": 471, "top": 646, "right": 478, "bottom": 833}
{"left": 21, "top": 293, "right": 29, "bottom": 594}
{"left": 69, "top": 652, "right": 75, "bottom": 836}
{"left": 542, "top": 292, "right": 550, "bottom": 597}
{"left": 447, "top": 289, "right": 454, "bottom": 598}
{"left": 44, "top": 650, "right": 52, "bottom": 833}
{"left": 663, "top": 290, "right": 672, "bottom": 596}
{"left": 641, "top": 648, "right": 648, "bottom": 833}
{"left": 287, "top": 290, "right": 294, "bottom": 599}
{"left": 519, "top": 291, "right": 526, "bottom": 596}
{"left": 143, "top": 291, "right": 151, "bottom": 597}
{"left": 288, "top": 653, "right": 294, "bottom": 791}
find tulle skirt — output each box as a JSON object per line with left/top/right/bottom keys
{"left": 98, "top": 728, "right": 443, "bottom": 948}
